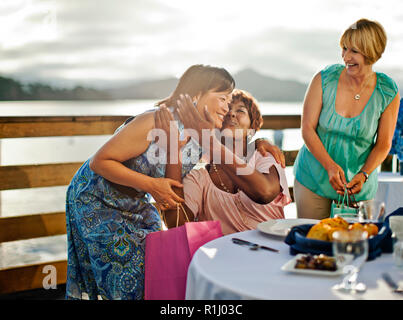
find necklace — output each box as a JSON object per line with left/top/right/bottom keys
{"left": 211, "top": 163, "right": 238, "bottom": 193}
{"left": 352, "top": 73, "right": 374, "bottom": 100}
{"left": 210, "top": 164, "right": 248, "bottom": 224}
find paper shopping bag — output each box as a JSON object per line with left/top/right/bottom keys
{"left": 144, "top": 219, "right": 223, "bottom": 300}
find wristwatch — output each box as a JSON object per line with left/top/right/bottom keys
{"left": 358, "top": 170, "right": 369, "bottom": 182}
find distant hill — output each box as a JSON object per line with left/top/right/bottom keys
{"left": 106, "top": 68, "right": 308, "bottom": 102}
{"left": 0, "top": 68, "right": 308, "bottom": 101}
{"left": 0, "top": 76, "right": 110, "bottom": 100}
{"left": 107, "top": 78, "right": 178, "bottom": 100}
{"left": 233, "top": 68, "right": 307, "bottom": 102}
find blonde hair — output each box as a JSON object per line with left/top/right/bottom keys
{"left": 339, "top": 18, "right": 387, "bottom": 65}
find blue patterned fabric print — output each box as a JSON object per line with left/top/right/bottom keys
{"left": 65, "top": 111, "right": 202, "bottom": 300}
{"left": 390, "top": 98, "right": 403, "bottom": 160}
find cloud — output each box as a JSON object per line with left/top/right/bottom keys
{"left": 0, "top": 0, "right": 402, "bottom": 88}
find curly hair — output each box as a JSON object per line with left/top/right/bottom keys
{"left": 229, "top": 89, "right": 263, "bottom": 132}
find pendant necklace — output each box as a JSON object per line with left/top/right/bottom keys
{"left": 353, "top": 73, "right": 374, "bottom": 100}
{"left": 211, "top": 163, "right": 238, "bottom": 193}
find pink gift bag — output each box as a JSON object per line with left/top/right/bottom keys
{"left": 144, "top": 219, "right": 223, "bottom": 300}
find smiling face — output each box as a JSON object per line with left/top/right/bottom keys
{"left": 195, "top": 89, "right": 232, "bottom": 129}
{"left": 221, "top": 100, "right": 252, "bottom": 140}
{"left": 342, "top": 46, "right": 371, "bottom": 76}
{"left": 339, "top": 19, "right": 387, "bottom": 67}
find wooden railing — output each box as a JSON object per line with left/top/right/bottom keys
{"left": 0, "top": 114, "right": 392, "bottom": 294}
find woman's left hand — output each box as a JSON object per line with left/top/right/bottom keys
{"left": 346, "top": 173, "right": 366, "bottom": 194}
{"left": 255, "top": 139, "right": 286, "bottom": 168}
{"left": 176, "top": 94, "right": 215, "bottom": 140}
{"left": 154, "top": 105, "right": 189, "bottom": 152}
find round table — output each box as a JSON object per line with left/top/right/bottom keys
{"left": 185, "top": 229, "right": 403, "bottom": 300}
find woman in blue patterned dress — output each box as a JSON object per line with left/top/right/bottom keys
{"left": 65, "top": 65, "right": 238, "bottom": 300}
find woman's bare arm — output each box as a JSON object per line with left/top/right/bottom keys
{"left": 89, "top": 111, "right": 184, "bottom": 206}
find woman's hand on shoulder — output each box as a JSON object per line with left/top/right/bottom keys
{"left": 255, "top": 139, "right": 285, "bottom": 168}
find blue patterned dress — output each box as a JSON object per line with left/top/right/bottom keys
{"left": 65, "top": 111, "right": 202, "bottom": 300}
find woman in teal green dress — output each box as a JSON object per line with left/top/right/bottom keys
{"left": 293, "top": 19, "right": 400, "bottom": 219}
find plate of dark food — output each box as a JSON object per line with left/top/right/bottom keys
{"left": 281, "top": 253, "right": 343, "bottom": 276}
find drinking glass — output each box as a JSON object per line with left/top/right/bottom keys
{"left": 332, "top": 229, "right": 369, "bottom": 292}
{"left": 359, "top": 200, "right": 385, "bottom": 222}
{"left": 389, "top": 216, "right": 403, "bottom": 268}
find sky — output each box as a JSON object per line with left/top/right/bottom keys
{"left": 0, "top": 0, "right": 402, "bottom": 89}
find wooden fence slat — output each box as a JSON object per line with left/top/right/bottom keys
{"left": 0, "top": 115, "right": 130, "bottom": 138}
{"left": 284, "top": 150, "right": 299, "bottom": 167}
{"left": 0, "top": 260, "right": 67, "bottom": 294}
{"left": 261, "top": 115, "right": 301, "bottom": 130}
{"left": 0, "top": 162, "right": 83, "bottom": 190}
{"left": 0, "top": 115, "right": 301, "bottom": 138}
{"left": 0, "top": 212, "right": 66, "bottom": 243}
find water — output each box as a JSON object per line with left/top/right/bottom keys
{"left": 0, "top": 100, "right": 301, "bottom": 269}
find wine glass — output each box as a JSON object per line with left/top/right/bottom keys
{"left": 332, "top": 229, "right": 369, "bottom": 292}
{"left": 358, "top": 200, "right": 385, "bottom": 222}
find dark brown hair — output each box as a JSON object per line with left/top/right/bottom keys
{"left": 157, "top": 64, "right": 235, "bottom": 107}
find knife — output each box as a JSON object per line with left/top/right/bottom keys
{"left": 232, "top": 237, "right": 279, "bottom": 253}
{"left": 382, "top": 273, "right": 403, "bottom": 293}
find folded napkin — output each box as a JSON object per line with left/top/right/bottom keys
{"left": 384, "top": 207, "right": 403, "bottom": 226}
{"left": 284, "top": 209, "right": 403, "bottom": 261}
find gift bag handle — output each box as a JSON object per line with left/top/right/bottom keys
{"left": 176, "top": 203, "right": 190, "bottom": 227}
{"left": 347, "top": 189, "right": 359, "bottom": 208}
{"left": 337, "top": 185, "right": 358, "bottom": 209}
{"left": 336, "top": 186, "right": 349, "bottom": 208}
{"left": 157, "top": 203, "right": 191, "bottom": 228}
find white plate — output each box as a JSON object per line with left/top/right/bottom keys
{"left": 257, "top": 218, "right": 319, "bottom": 237}
{"left": 281, "top": 254, "right": 343, "bottom": 277}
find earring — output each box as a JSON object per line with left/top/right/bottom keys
{"left": 246, "top": 129, "right": 254, "bottom": 141}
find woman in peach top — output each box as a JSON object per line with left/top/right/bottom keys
{"left": 158, "top": 89, "right": 292, "bottom": 235}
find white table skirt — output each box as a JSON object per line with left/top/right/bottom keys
{"left": 186, "top": 229, "right": 403, "bottom": 300}
{"left": 376, "top": 172, "right": 403, "bottom": 215}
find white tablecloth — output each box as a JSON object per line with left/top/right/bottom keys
{"left": 376, "top": 172, "right": 403, "bottom": 215}
{"left": 186, "top": 229, "right": 403, "bottom": 300}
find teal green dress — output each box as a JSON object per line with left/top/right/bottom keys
{"left": 294, "top": 64, "right": 399, "bottom": 201}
